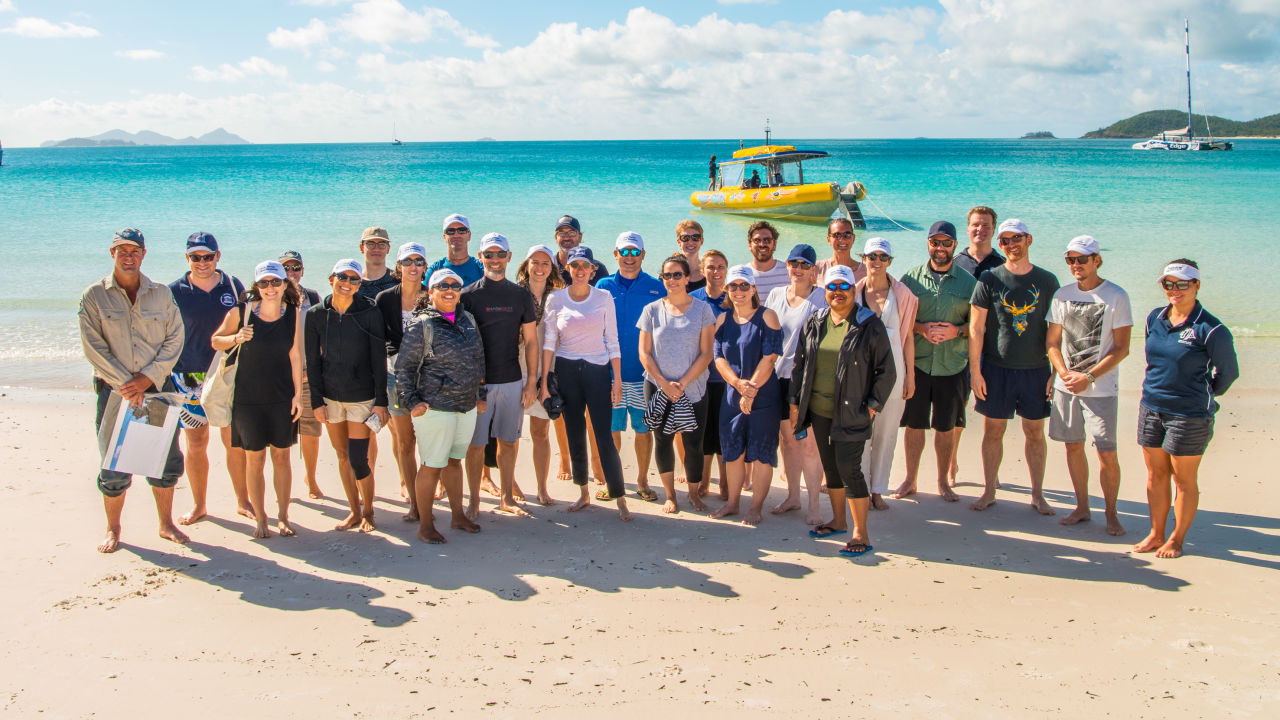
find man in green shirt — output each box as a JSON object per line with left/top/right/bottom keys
{"left": 892, "top": 221, "right": 974, "bottom": 503}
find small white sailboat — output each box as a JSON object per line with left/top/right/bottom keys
{"left": 1133, "top": 19, "right": 1232, "bottom": 151}
{"left": 392, "top": 122, "right": 403, "bottom": 146}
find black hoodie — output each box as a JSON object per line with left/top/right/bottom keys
{"left": 304, "top": 293, "right": 388, "bottom": 410}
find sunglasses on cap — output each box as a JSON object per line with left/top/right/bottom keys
{"left": 481, "top": 250, "right": 509, "bottom": 259}
{"left": 433, "top": 281, "right": 463, "bottom": 291}
{"left": 334, "top": 273, "right": 362, "bottom": 285}
{"left": 928, "top": 238, "right": 955, "bottom": 248}
{"left": 617, "top": 248, "right": 642, "bottom": 257}
{"left": 660, "top": 271, "right": 685, "bottom": 280}
{"left": 999, "top": 233, "right": 1030, "bottom": 245}
{"left": 188, "top": 253, "right": 217, "bottom": 263}
{"left": 256, "top": 278, "right": 284, "bottom": 288}
{"left": 1065, "top": 255, "right": 1095, "bottom": 266}
{"left": 678, "top": 233, "right": 702, "bottom": 242}
{"left": 399, "top": 258, "right": 427, "bottom": 267}
{"left": 282, "top": 263, "right": 303, "bottom": 272}
{"left": 1160, "top": 279, "right": 1195, "bottom": 291}
{"left": 726, "top": 281, "right": 753, "bottom": 292}
{"left": 444, "top": 227, "right": 470, "bottom": 236}
{"left": 825, "top": 282, "right": 852, "bottom": 291}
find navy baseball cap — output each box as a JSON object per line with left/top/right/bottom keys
{"left": 928, "top": 221, "right": 957, "bottom": 241}
{"left": 555, "top": 215, "right": 581, "bottom": 233}
{"left": 111, "top": 227, "right": 145, "bottom": 250}
{"left": 786, "top": 244, "right": 817, "bottom": 265}
{"left": 186, "top": 232, "right": 219, "bottom": 254}
{"left": 565, "top": 246, "right": 595, "bottom": 264}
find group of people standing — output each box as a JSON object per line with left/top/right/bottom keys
{"left": 80, "top": 206, "right": 1238, "bottom": 560}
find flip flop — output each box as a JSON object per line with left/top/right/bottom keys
{"left": 838, "top": 542, "right": 874, "bottom": 557}
{"left": 636, "top": 488, "right": 659, "bottom": 501}
{"left": 594, "top": 489, "right": 616, "bottom": 501}
{"left": 808, "top": 524, "right": 847, "bottom": 538}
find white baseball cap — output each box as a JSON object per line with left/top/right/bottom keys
{"left": 1064, "top": 235, "right": 1100, "bottom": 256}
{"left": 824, "top": 265, "right": 858, "bottom": 286}
{"left": 331, "top": 258, "right": 363, "bottom": 276}
{"left": 615, "top": 231, "right": 644, "bottom": 251}
{"left": 428, "top": 268, "right": 464, "bottom": 287}
{"left": 1161, "top": 263, "right": 1200, "bottom": 281}
{"left": 862, "top": 237, "right": 893, "bottom": 257}
{"left": 997, "top": 218, "right": 1030, "bottom": 237}
{"left": 525, "top": 244, "right": 555, "bottom": 261}
{"left": 442, "top": 213, "right": 470, "bottom": 231}
{"left": 726, "top": 265, "right": 756, "bottom": 285}
{"left": 397, "top": 242, "right": 428, "bottom": 262}
{"left": 254, "top": 261, "right": 287, "bottom": 282}
{"left": 479, "top": 233, "right": 510, "bottom": 253}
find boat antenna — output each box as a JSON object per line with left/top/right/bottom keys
{"left": 1185, "top": 18, "right": 1194, "bottom": 141}
{"left": 764, "top": 118, "right": 771, "bottom": 146}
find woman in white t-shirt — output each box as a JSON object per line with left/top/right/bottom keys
{"left": 764, "top": 243, "right": 827, "bottom": 525}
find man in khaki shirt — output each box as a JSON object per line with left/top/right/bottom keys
{"left": 79, "top": 228, "right": 188, "bottom": 553}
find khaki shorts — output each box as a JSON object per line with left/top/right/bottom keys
{"left": 298, "top": 377, "right": 322, "bottom": 437}
{"left": 323, "top": 398, "right": 374, "bottom": 424}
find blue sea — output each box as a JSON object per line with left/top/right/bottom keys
{"left": 2, "top": 138, "right": 1277, "bottom": 388}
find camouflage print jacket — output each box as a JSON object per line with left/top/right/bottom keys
{"left": 393, "top": 305, "right": 485, "bottom": 414}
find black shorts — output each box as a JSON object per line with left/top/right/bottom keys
{"left": 901, "top": 367, "right": 969, "bottom": 431}
{"left": 1137, "top": 405, "right": 1214, "bottom": 456}
{"left": 231, "top": 401, "right": 298, "bottom": 452}
{"left": 702, "top": 381, "right": 725, "bottom": 456}
{"left": 974, "top": 359, "right": 1051, "bottom": 421}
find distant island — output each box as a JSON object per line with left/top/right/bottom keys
{"left": 475, "top": 137, "right": 497, "bottom": 142}
{"left": 1083, "top": 110, "right": 1280, "bottom": 138}
{"left": 1021, "top": 131, "right": 1056, "bottom": 139}
{"left": 41, "top": 128, "right": 250, "bottom": 148}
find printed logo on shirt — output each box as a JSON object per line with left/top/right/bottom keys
{"left": 998, "top": 285, "right": 1042, "bottom": 336}
{"left": 220, "top": 293, "right": 236, "bottom": 307}
{"left": 1179, "top": 328, "right": 1196, "bottom": 346}
{"left": 484, "top": 305, "right": 514, "bottom": 313}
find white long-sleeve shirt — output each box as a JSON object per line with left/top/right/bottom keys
{"left": 543, "top": 287, "right": 620, "bottom": 366}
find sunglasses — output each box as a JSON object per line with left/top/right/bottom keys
{"left": 1065, "top": 255, "right": 1095, "bottom": 266}
{"left": 825, "top": 282, "right": 853, "bottom": 291}
{"left": 1160, "top": 279, "right": 1195, "bottom": 291}
{"left": 864, "top": 253, "right": 891, "bottom": 262}
{"left": 335, "top": 273, "right": 362, "bottom": 285}
{"left": 679, "top": 234, "right": 702, "bottom": 242}
{"left": 829, "top": 231, "right": 855, "bottom": 240}
{"left": 787, "top": 260, "right": 812, "bottom": 269}
{"left": 362, "top": 241, "right": 390, "bottom": 249}
{"left": 568, "top": 262, "right": 594, "bottom": 270}
{"left": 282, "top": 263, "right": 303, "bottom": 272}
{"left": 726, "top": 281, "right": 753, "bottom": 292}
{"left": 999, "top": 233, "right": 1030, "bottom": 245}
{"left": 256, "top": 278, "right": 284, "bottom": 288}
{"left": 399, "top": 258, "right": 427, "bottom": 267}
{"left": 481, "top": 250, "right": 509, "bottom": 259}
{"left": 617, "top": 248, "right": 642, "bottom": 257}
{"left": 928, "top": 238, "right": 956, "bottom": 248}
{"left": 555, "top": 229, "right": 580, "bottom": 238}
{"left": 188, "top": 253, "right": 217, "bottom": 263}
{"left": 660, "top": 271, "right": 685, "bottom": 280}
{"left": 433, "top": 281, "right": 463, "bottom": 291}
{"left": 444, "top": 227, "right": 470, "bottom": 236}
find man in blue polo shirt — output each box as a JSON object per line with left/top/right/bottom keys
{"left": 168, "top": 232, "right": 250, "bottom": 525}
{"left": 427, "top": 213, "right": 485, "bottom": 287}
{"left": 597, "top": 231, "right": 666, "bottom": 500}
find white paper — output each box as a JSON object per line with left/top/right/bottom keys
{"left": 101, "top": 398, "right": 180, "bottom": 478}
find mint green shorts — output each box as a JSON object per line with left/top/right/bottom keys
{"left": 412, "top": 407, "right": 478, "bottom": 469}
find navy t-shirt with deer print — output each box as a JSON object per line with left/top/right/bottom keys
{"left": 970, "top": 264, "right": 1060, "bottom": 370}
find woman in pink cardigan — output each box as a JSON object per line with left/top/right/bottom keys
{"left": 855, "top": 238, "right": 918, "bottom": 510}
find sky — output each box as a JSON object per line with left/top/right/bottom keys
{"left": 2, "top": 0, "right": 1278, "bottom": 146}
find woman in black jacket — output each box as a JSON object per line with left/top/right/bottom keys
{"left": 394, "top": 268, "right": 485, "bottom": 544}
{"left": 305, "top": 258, "right": 389, "bottom": 533}
{"left": 375, "top": 242, "right": 429, "bottom": 520}
{"left": 789, "top": 266, "right": 895, "bottom": 557}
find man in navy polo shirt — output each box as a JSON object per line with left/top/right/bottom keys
{"left": 169, "top": 232, "right": 250, "bottom": 525}
{"left": 552, "top": 215, "right": 607, "bottom": 286}
{"left": 597, "top": 231, "right": 666, "bottom": 500}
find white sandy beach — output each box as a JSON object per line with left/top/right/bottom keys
{"left": 1, "top": 383, "right": 1277, "bottom": 717}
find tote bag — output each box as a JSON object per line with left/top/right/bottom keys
{"left": 199, "top": 301, "right": 255, "bottom": 427}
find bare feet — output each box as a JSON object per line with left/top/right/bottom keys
{"left": 1155, "top": 539, "right": 1183, "bottom": 558}
{"left": 675, "top": 474, "right": 686, "bottom": 485}
{"left": 537, "top": 492, "right": 556, "bottom": 506}
{"left": 805, "top": 510, "right": 823, "bottom": 525}
{"left": 617, "top": 498, "right": 634, "bottom": 522}
{"left": 236, "top": 504, "right": 256, "bottom": 520}
{"left": 512, "top": 482, "right": 527, "bottom": 503}
{"left": 662, "top": 499, "right": 678, "bottom": 514}
{"left": 465, "top": 502, "right": 480, "bottom": 522}
{"left": 498, "top": 501, "right": 532, "bottom": 517}
{"left": 689, "top": 494, "right": 708, "bottom": 512}
{"left": 335, "top": 513, "right": 361, "bottom": 531}
{"left": 890, "top": 481, "right": 916, "bottom": 499}
{"left": 870, "top": 494, "right": 889, "bottom": 511}
{"left": 159, "top": 523, "right": 190, "bottom": 545}
{"left": 402, "top": 510, "right": 420, "bottom": 522}
{"left": 1133, "top": 532, "right": 1164, "bottom": 553}
{"left": 743, "top": 508, "right": 763, "bottom": 526}
{"left": 178, "top": 506, "right": 207, "bottom": 526}
{"left": 97, "top": 528, "right": 121, "bottom": 553}
{"left": 480, "top": 478, "right": 501, "bottom": 497}
{"left": 418, "top": 526, "right": 447, "bottom": 544}
{"left": 1105, "top": 514, "right": 1126, "bottom": 537}
{"left": 277, "top": 518, "right": 296, "bottom": 537}
{"left": 969, "top": 493, "right": 997, "bottom": 511}
{"left": 451, "top": 516, "right": 481, "bottom": 533}
{"left": 567, "top": 495, "right": 590, "bottom": 512}
{"left": 770, "top": 498, "right": 801, "bottom": 515}
{"left": 1059, "top": 507, "right": 1091, "bottom": 526}
{"left": 306, "top": 483, "right": 324, "bottom": 500}
{"left": 400, "top": 482, "right": 409, "bottom": 501}
{"left": 717, "top": 483, "right": 729, "bottom": 501}
{"left": 948, "top": 459, "right": 960, "bottom": 487}
{"left": 710, "top": 502, "right": 739, "bottom": 520}
{"left": 252, "top": 521, "right": 271, "bottom": 539}
{"left": 1030, "top": 496, "right": 1056, "bottom": 516}
{"left": 556, "top": 468, "right": 571, "bottom": 482}
{"left": 939, "top": 483, "right": 959, "bottom": 502}
{"left": 358, "top": 515, "right": 376, "bottom": 533}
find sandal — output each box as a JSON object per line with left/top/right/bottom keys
{"left": 636, "top": 488, "right": 659, "bottom": 502}
{"left": 838, "top": 542, "right": 874, "bottom": 557}
{"left": 808, "top": 524, "right": 847, "bottom": 538}
{"left": 594, "top": 489, "right": 616, "bottom": 501}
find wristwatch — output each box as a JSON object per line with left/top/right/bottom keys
{"left": 1085, "top": 371, "right": 1096, "bottom": 384}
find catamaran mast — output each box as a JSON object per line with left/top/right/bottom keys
{"left": 1185, "top": 18, "right": 1194, "bottom": 141}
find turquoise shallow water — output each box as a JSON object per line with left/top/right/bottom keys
{"left": 2, "top": 138, "right": 1278, "bottom": 387}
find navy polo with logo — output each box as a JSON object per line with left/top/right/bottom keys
{"left": 170, "top": 270, "right": 245, "bottom": 374}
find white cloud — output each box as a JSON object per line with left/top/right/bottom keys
{"left": 339, "top": 0, "right": 497, "bottom": 49}
{"left": 316, "top": 60, "right": 337, "bottom": 72}
{"left": 2, "top": 16, "right": 100, "bottom": 38}
{"left": 191, "top": 56, "right": 289, "bottom": 83}
{"left": 0, "top": 1, "right": 16, "bottom": 13}
{"left": 269, "top": 17, "right": 329, "bottom": 55}
{"left": 115, "top": 49, "right": 165, "bottom": 61}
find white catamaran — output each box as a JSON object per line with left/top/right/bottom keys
{"left": 1133, "top": 19, "right": 1232, "bottom": 151}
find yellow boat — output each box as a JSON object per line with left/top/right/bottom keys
{"left": 690, "top": 131, "right": 867, "bottom": 226}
